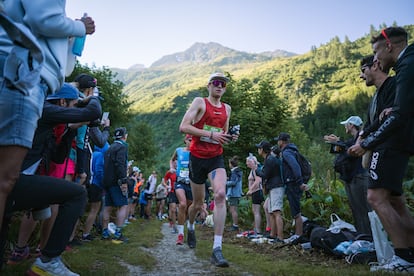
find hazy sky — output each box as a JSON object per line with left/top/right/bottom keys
{"left": 66, "top": 0, "right": 413, "bottom": 69}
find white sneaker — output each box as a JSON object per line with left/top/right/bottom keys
{"left": 28, "top": 257, "right": 79, "bottom": 276}
{"left": 283, "top": 234, "right": 300, "bottom": 244}
{"left": 370, "top": 255, "right": 414, "bottom": 273}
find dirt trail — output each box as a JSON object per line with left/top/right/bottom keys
{"left": 123, "top": 222, "right": 237, "bottom": 275}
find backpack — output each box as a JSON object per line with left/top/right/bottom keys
{"left": 295, "top": 152, "right": 312, "bottom": 184}
{"left": 310, "top": 226, "right": 372, "bottom": 257}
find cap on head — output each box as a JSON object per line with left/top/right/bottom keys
{"left": 74, "top": 74, "right": 97, "bottom": 89}
{"left": 208, "top": 72, "right": 229, "bottom": 84}
{"left": 340, "top": 116, "right": 363, "bottom": 127}
{"left": 46, "top": 83, "right": 78, "bottom": 100}
{"left": 274, "top": 132, "right": 291, "bottom": 142}
{"left": 114, "top": 127, "right": 127, "bottom": 139}
{"left": 255, "top": 140, "right": 272, "bottom": 152}
{"left": 132, "top": 166, "right": 140, "bottom": 173}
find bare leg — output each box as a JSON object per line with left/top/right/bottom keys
{"left": 39, "top": 204, "right": 59, "bottom": 249}
{"left": 209, "top": 168, "right": 227, "bottom": 237}
{"left": 116, "top": 206, "right": 128, "bottom": 228}
{"left": 16, "top": 214, "right": 38, "bottom": 248}
{"left": 0, "top": 146, "right": 27, "bottom": 232}
{"left": 83, "top": 201, "right": 102, "bottom": 235}
{"left": 252, "top": 204, "right": 262, "bottom": 233}
{"left": 188, "top": 184, "right": 205, "bottom": 225}
{"left": 368, "top": 188, "right": 412, "bottom": 248}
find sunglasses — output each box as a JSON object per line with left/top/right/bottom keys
{"left": 210, "top": 79, "right": 227, "bottom": 88}
{"left": 381, "top": 29, "right": 391, "bottom": 44}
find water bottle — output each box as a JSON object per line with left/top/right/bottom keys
{"left": 72, "top": 13, "right": 88, "bottom": 56}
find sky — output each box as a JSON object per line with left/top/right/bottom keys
{"left": 66, "top": 0, "right": 413, "bottom": 69}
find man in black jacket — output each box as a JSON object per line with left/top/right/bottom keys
{"left": 348, "top": 27, "right": 414, "bottom": 272}
{"left": 255, "top": 140, "right": 284, "bottom": 243}
{"left": 102, "top": 127, "right": 129, "bottom": 244}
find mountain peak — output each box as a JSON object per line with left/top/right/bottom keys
{"left": 150, "top": 42, "right": 294, "bottom": 68}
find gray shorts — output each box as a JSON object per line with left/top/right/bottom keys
{"left": 268, "top": 187, "right": 285, "bottom": 213}
{"left": 0, "top": 53, "right": 46, "bottom": 148}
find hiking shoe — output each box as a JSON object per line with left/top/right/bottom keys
{"left": 81, "top": 234, "right": 94, "bottom": 242}
{"left": 370, "top": 255, "right": 414, "bottom": 273}
{"left": 176, "top": 234, "right": 184, "bottom": 245}
{"left": 27, "top": 257, "right": 79, "bottom": 276}
{"left": 187, "top": 229, "right": 196, "bottom": 248}
{"left": 284, "top": 234, "right": 300, "bottom": 244}
{"left": 7, "top": 245, "right": 30, "bottom": 265}
{"left": 268, "top": 237, "right": 285, "bottom": 244}
{"left": 210, "top": 247, "right": 229, "bottom": 267}
{"left": 112, "top": 231, "right": 128, "bottom": 244}
{"left": 101, "top": 228, "right": 111, "bottom": 240}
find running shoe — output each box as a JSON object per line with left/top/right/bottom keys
{"left": 27, "top": 257, "right": 79, "bottom": 276}
{"left": 283, "top": 234, "right": 300, "bottom": 244}
{"left": 370, "top": 255, "right": 414, "bottom": 273}
{"left": 210, "top": 247, "right": 229, "bottom": 267}
{"left": 176, "top": 234, "right": 184, "bottom": 245}
{"left": 187, "top": 229, "right": 196, "bottom": 248}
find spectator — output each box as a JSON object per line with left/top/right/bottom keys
{"left": 276, "top": 133, "right": 309, "bottom": 244}
{"left": 324, "top": 116, "right": 372, "bottom": 234}
{"left": 226, "top": 156, "right": 243, "bottom": 232}
{"left": 143, "top": 171, "right": 157, "bottom": 219}
{"left": 155, "top": 181, "right": 168, "bottom": 220}
{"left": 255, "top": 140, "right": 284, "bottom": 243}
{"left": 245, "top": 154, "right": 264, "bottom": 237}
{"left": 102, "top": 127, "right": 129, "bottom": 244}
{"left": 82, "top": 142, "right": 109, "bottom": 242}
{"left": 348, "top": 27, "right": 414, "bottom": 272}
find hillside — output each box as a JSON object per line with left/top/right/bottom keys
{"left": 113, "top": 25, "right": 414, "bottom": 172}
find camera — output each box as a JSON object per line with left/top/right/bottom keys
{"left": 327, "top": 141, "right": 348, "bottom": 154}
{"left": 228, "top": 125, "right": 240, "bottom": 135}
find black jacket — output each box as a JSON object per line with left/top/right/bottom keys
{"left": 361, "top": 43, "right": 414, "bottom": 153}
{"left": 21, "top": 97, "right": 102, "bottom": 172}
{"left": 256, "top": 154, "right": 284, "bottom": 191}
{"left": 362, "top": 77, "right": 396, "bottom": 137}
{"left": 103, "top": 140, "right": 128, "bottom": 187}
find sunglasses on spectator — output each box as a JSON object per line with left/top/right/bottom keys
{"left": 210, "top": 79, "right": 227, "bottom": 88}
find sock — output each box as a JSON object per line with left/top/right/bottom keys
{"left": 82, "top": 233, "right": 90, "bottom": 237}
{"left": 395, "top": 248, "right": 414, "bottom": 263}
{"left": 233, "top": 224, "right": 238, "bottom": 228}
{"left": 187, "top": 221, "right": 195, "bottom": 231}
{"left": 177, "top": 225, "right": 184, "bottom": 235}
{"left": 265, "top": 227, "right": 271, "bottom": 232}
{"left": 213, "top": 235, "right": 222, "bottom": 250}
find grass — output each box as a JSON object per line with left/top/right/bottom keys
{"left": 2, "top": 210, "right": 395, "bottom": 276}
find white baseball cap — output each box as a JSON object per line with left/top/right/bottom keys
{"left": 340, "top": 116, "right": 363, "bottom": 126}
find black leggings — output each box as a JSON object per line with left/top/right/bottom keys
{"left": 4, "top": 174, "right": 86, "bottom": 258}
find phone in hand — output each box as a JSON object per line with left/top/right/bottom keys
{"left": 101, "top": 112, "right": 109, "bottom": 124}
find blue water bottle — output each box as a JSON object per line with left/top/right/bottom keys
{"left": 72, "top": 13, "right": 87, "bottom": 56}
